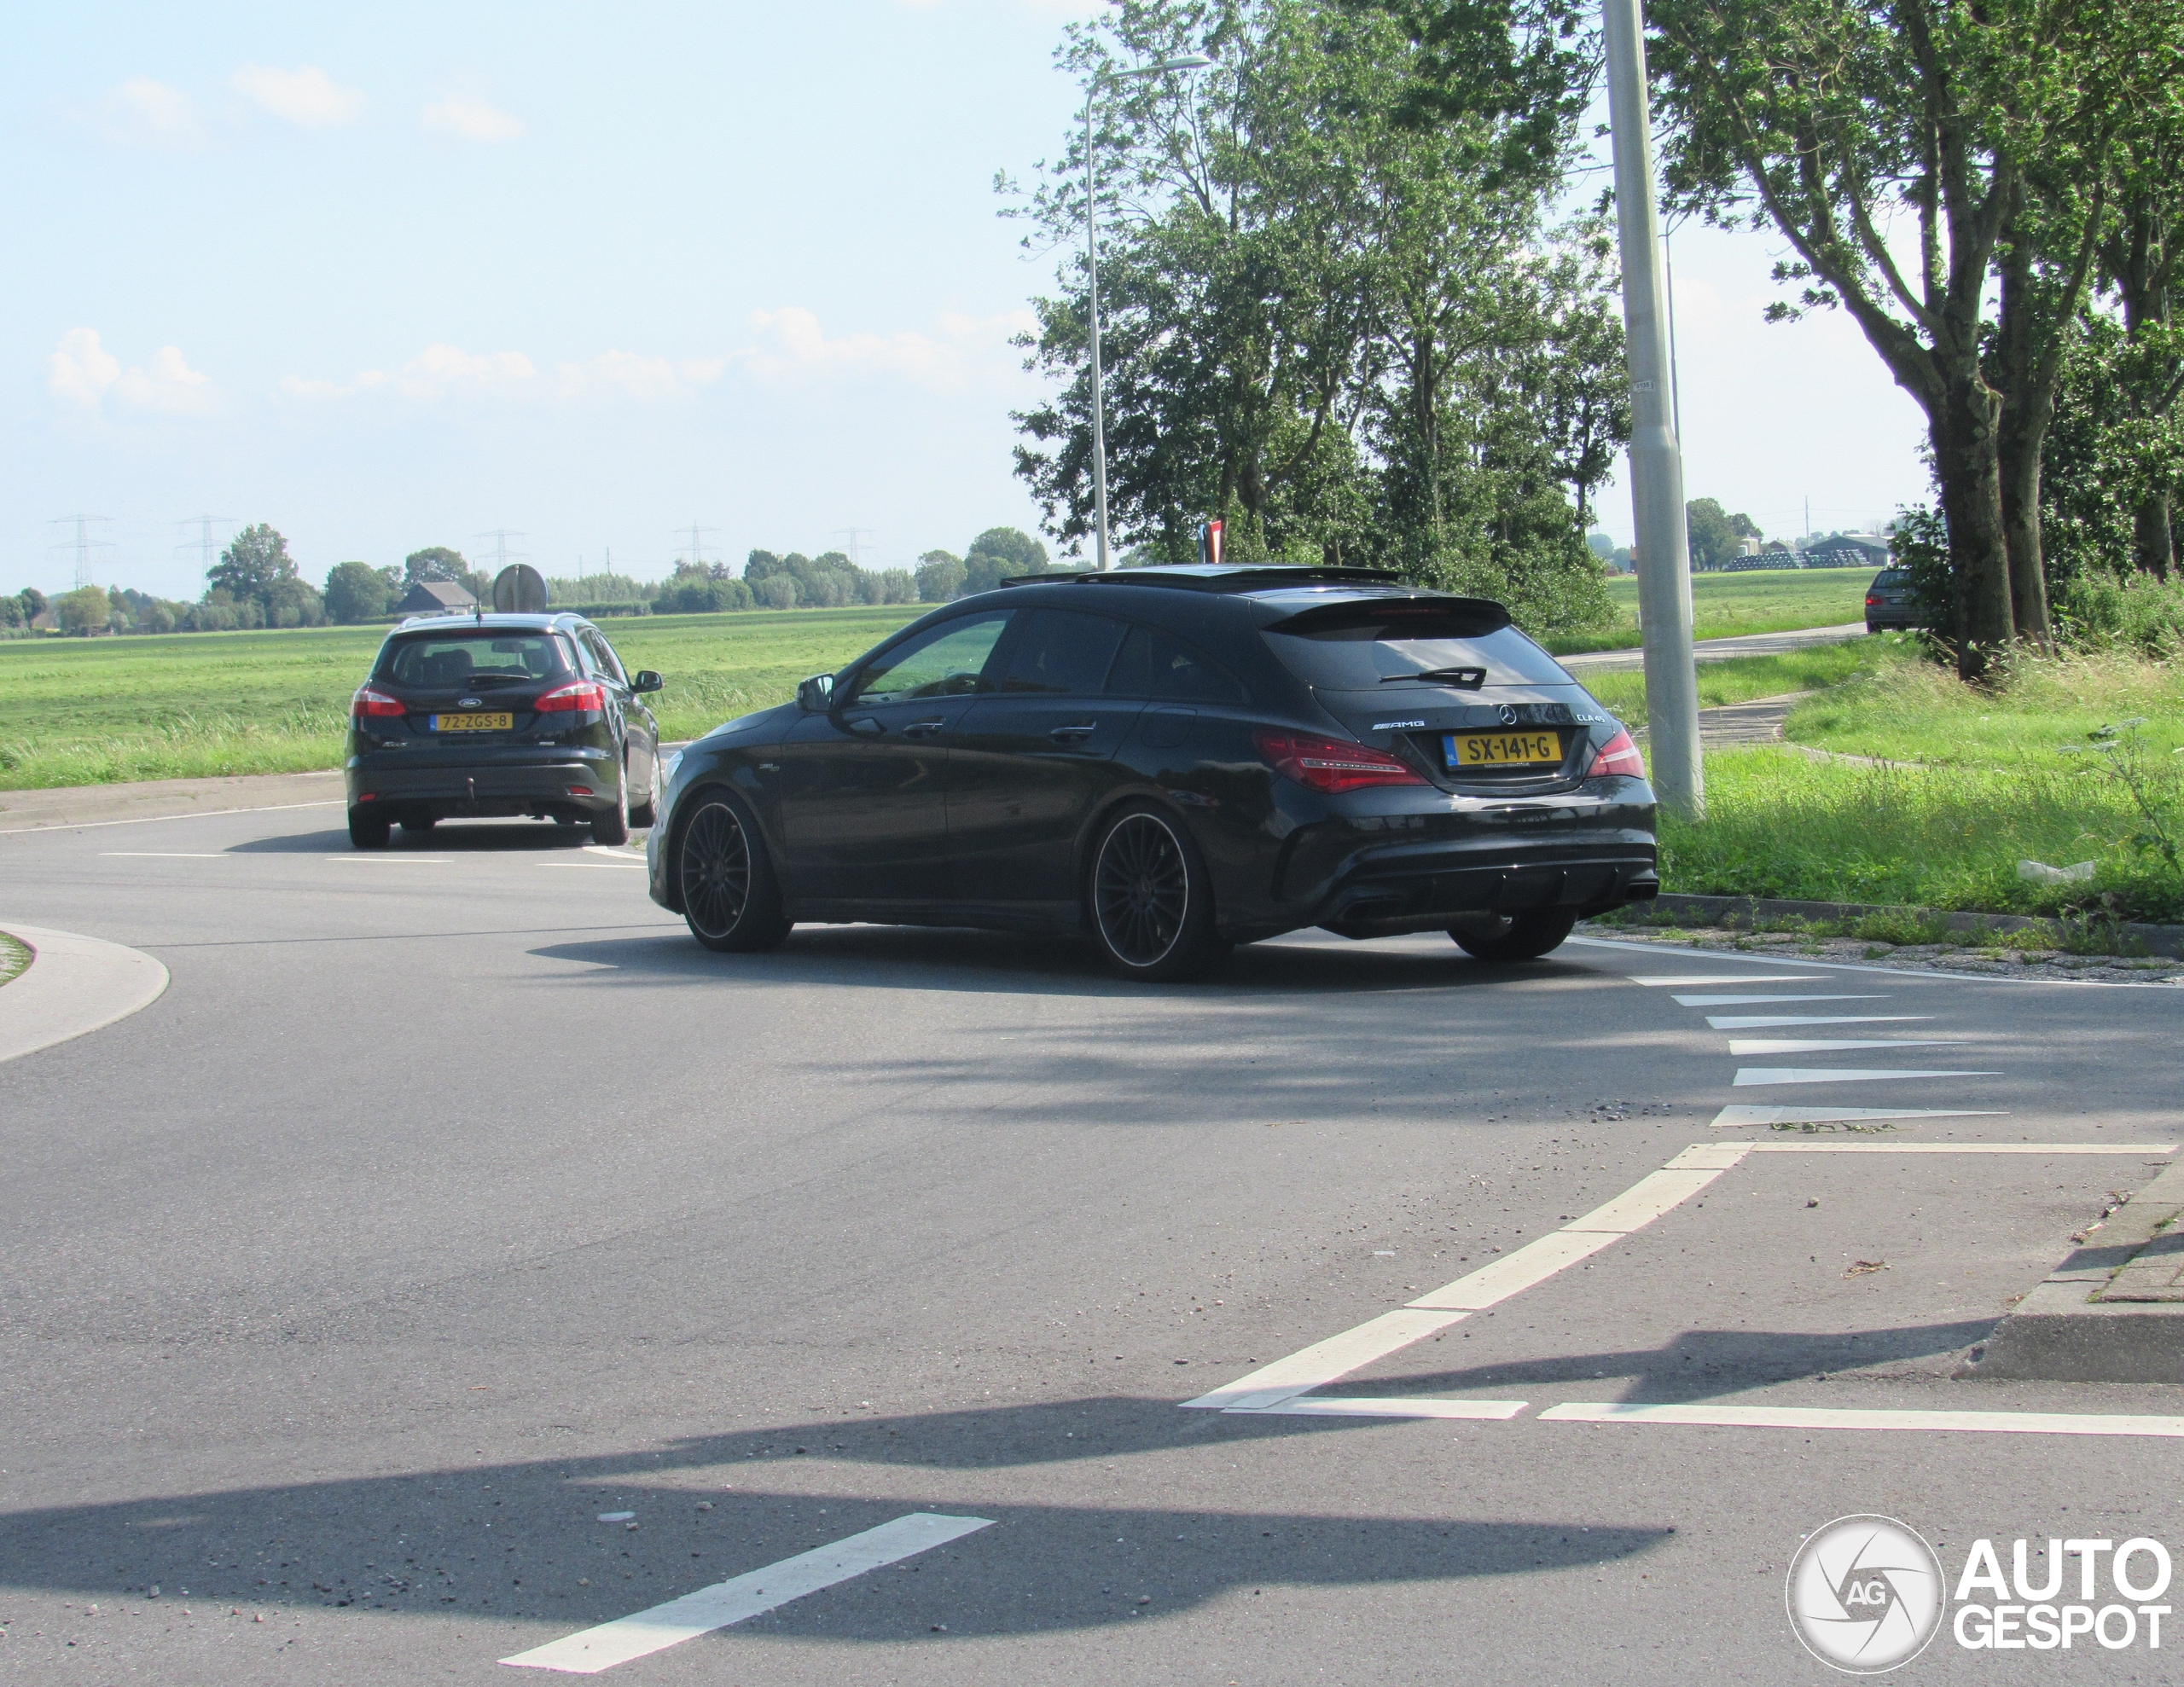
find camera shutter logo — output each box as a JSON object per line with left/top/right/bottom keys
{"left": 1786, "top": 1516, "right": 1945, "bottom": 1673}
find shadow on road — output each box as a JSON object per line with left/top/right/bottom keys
{"left": 229, "top": 820, "right": 595, "bottom": 855}
{"left": 0, "top": 1394, "right": 1670, "bottom": 1641}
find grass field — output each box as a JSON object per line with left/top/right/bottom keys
{"left": 1546, "top": 566, "right": 1872, "bottom": 654}
{"left": 0, "top": 570, "right": 1870, "bottom": 792}
{"left": 0, "top": 605, "right": 925, "bottom": 791}
{"left": 1577, "top": 634, "right": 1917, "bottom": 722}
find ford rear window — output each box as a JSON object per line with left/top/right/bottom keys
{"left": 378, "top": 635, "right": 572, "bottom": 688}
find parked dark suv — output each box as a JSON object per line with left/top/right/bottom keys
{"left": 346, "top": 612, "right": 663, "bottom": 849}
{"left": 1864, "top": 567, "right": 1925, "bottom": 633}
{"left": 646, "top": 566, "right": 1658, "bottom": 978}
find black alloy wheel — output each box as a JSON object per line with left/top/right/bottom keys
{"left": 348, "top": 808, "right": 391, "bottom": 849}
{"left": 1089, "top": 804, "right": 1229, "bottom": 982}
{"left": 677, "top": 792, "right": 793, "bottom": 953}
{"left": 1450, "top": 908, "right": 1577, "bottom": 962}
{"left": 591, "top": 762, "right": 632, "bottom": 846}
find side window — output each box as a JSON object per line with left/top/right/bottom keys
{"left": 1107, "top": 626, "right": 1248, "bottom": 706}
{"left": 999, "top": 609, "right": 1129, "bottom": 695}
{"left": 564, "top": 634, "right": 599, "bottom": 677}
{"left": 845, "top": 612, "right": 1014, "bottom": 705}
{"left": 584, "top": 629, "right": 627, "bottom": 684}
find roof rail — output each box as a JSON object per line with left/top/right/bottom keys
{"left": 998, "top": 565, "right": 1404, "bottom": 594}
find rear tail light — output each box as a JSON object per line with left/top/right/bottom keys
{"left": 1587, "top": 729, "right": 1646, "bottom": 780}
{"left": 351, "top": 686, "right": 405, "bottom": 719}
{"left": 1865, "top": 594, "right": 1881, "bottom": 606}
{"left": 1254, "top": 728, "right": 1426, "bottom": 794}
{"left": 537, "top": 681, "right": 607, "bottom": 713}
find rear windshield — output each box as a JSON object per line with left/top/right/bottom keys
{"left": 377, "top": 634, "right": 572, "bottom": 688}
{"left": 1873, "top": 569, "right": 1908, "bottom": 588}
{"left": 1263, "top": 612, "right": 1573, "bottom": 689}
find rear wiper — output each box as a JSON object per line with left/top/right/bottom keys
{"left": 1382, "top": 666, "right": 1486, "bottom": 688}
{"left": 458, "top": 673, "right": 529, "bottom": 688}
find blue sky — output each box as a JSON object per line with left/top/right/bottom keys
{"left": 6, "top": 2, "right": 1929, "bottom": 600}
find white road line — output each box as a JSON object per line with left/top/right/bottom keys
{"left": 537, "top": 861, "right": 648, "bottom": 871}
{"left": 100, "top": 851, "right": 229, "bottom": 859}
{"left": 1628, "top": 974, "right": 1833, "bottom": 986}
{"left": 0, "top": 797, "right": 342, "bottom": 836}
{"left": 1234, "top": 1397, "right": 1529, "bottom": 1420}
{"left": 1181, "top": 1308, "right": 1468, "bottom": 1411}
{"left": 1576, "top": 931, "right": 2179, "bottom": 989}
{"left": 1728, "top": 1038, "right": 1959, "bottom": 1054}
{"left": 1539, "top": 1402, "right": 2184, "bottom": 1438}
{"left": 1672, "top": 993, "right": 1888, "bottom": 1006}
{"left": 1747, "top": 1141, "right": 2174, "bottom": 1156}
{"left": 1403, "top": 1229, "right": 1626, "bottom": 1311}
{"left": 1708, "top": 1105, "right": 2003, "bottom": 1130}
{"left": 1705, "top": 1014, "right": 1933, "bottom": 1029}
{"left": 1733, "top": 1066, "right": 1995, "bottom": 1087}
{"left": 500, "top": 1513, "right": 993, "bottom": 1674}
{"left": 583, "top": 845, "right": 647, "bottom": 861}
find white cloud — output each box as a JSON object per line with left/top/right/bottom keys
{"left": 420, "top": 94, "right": 525, "bottom": 142}
{"left": 49, "top": 328, "right": 218, "bottom": 416}
{"left": 93, "top": 77, "right": 208, "bottom": 149}
{"left": 231, "top": 64, "right": 364, "bottom": 129}
{"left": 364, "top": 343, "right": 537, "bottom": 399}
{"left": 557, "top": 351, "right": 725, "bottom": 402}
{"left": 740, "top": 306, "right": 1037, "bottom": 391}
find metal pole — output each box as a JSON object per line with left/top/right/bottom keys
{"left": 1085, "top": 83, "right": 1112, "bottom": 571}
{"left": 1602, "top": 0, "right": 1701, "bottom": 818}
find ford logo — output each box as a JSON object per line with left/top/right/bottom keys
{"left": 1497, "top": 704, "right": 1519, "bottom": 726}
{"left": 458, "top": 697, "right": 483, "bottom": 708}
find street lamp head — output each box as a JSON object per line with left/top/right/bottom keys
{"left": 1113, "top": 55, "right": 1212, "bottom": 81}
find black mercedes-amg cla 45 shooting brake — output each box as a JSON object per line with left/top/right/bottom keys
{"left": 645, "top": 565, "right": 1658, "bottom": 980}
{"left": 345, "top": 612, "right": 663, "bottom": 849}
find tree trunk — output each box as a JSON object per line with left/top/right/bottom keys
{"left": 2135, "top": 492, "right": 2174, "bottom": 583}
{"left": 1929, "top": 371, "right": 2015, "bottom": 681}
{"left": 1995, "top": 407, "right": 2053, "bottom": 646}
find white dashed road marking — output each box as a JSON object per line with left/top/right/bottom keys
{"left": 1727, "top": 1038, "right": 1959, "bottom": 1054}
{"left": 1708, "top": 1105, "right": 2003, "bottom": 1129}
{"left": 1628, "top": 974, "right": 1833, "bottom": 987}
{"left": 1732, "top": 1066, "right": 1996, "bottom": 1087}
{"left": 1705, "top": 1014, "right": 1933, "bottom": 1029}
{"left": 1539, "top": 1403, "right": 2184, "bottom": 1438}
{"left": 1672, "top": 993, "right": 1889, "bottom": 1007}
{"left": 100, "top": 851, "right": 229, "bottom": 858}
{"left": 501, "top": 1513, "right": 994, "bottom": 1674}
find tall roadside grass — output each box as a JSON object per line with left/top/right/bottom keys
{"left": 1664, "top": 747, "right": 2184, "bottom": 924}
{"left": 1783, "top": 648, "right": 2184, "bottom": 768}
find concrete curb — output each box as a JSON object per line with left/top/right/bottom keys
{"left": 1623, "top": 892, "right": 2184, "bottom": 959}
{"left": 1963, "top": 1160, "right": 2184, "bottom": 1383}
{"left": 0, "top": 924, "right": 170, "bottom": 1065}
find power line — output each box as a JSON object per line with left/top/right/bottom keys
{"left": 176, "top": 515, "right": 237, "bottom": 581}
{"left": 831, "top": 526, "right": 877, "bottom": 567}
{"left": 473, "top": 530, "right": 530, "bottom": 575}
{"left": 672, "top": 523, "right": 720, "bottom": 571}
{"left": 48, "top": 514, "right": 114, "bottom": 589}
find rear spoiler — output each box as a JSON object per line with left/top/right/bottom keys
{"left": 1263, "top": 596, "right": 1513, "bottom": 638}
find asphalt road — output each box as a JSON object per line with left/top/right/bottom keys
{"left": 3, "top": 802, "right": 2180, "bottom": 1684}
{"left": 1561, "top": 621, "right": 1871, "bottom": 673}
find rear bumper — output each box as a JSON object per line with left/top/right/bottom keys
{"left": 1253, "top": 789, "right": 1658, "bottom": 938}
{"left": 346, "top": 745, "right": 617, "bottom": 820}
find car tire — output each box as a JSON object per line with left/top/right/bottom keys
{"left": 629, "top": 751, "right": 661, "bottom": 829}
{"left": 400, "top": 818, "right": 437, "bottom": 836}
{"left": 591, "top": 764, "right": 632, "bottom": 846}
{"left": 676, "top": 790, "right": 793, "bottom": 953}
{"left": 1088, "top": 803, "right": 1231, "bottom": 982}
{"left": 1451, "top": 909, "right": 1577, "bottom": 963}
{"left": 349, "top": 809, "right": 392, "bottom": 849}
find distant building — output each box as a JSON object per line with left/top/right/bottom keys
{"left": 1803, "top": 535, "right": 1891, "bottom": 569}
{"left": 394, "top": 579, "right": 477, "bottom": 616}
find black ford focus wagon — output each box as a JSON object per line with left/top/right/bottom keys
{"left": 646, "top": 565, "right": 1658, "bottom": 979}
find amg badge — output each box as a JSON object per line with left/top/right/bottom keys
{"left": 1372, "top": 719, "right": 1428, "bottom": 731}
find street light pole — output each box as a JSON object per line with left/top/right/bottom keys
{"left": 1602, "top": 0, "right": 1703, "bottom": 818}
{"left": 1083, "top": 55, "right": 1210, "bottom": 571}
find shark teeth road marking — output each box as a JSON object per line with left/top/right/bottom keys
{"left": 1627, "top": 974, "right": 1833, "bottom": 986}
{"left": 1243, "top": 1397, "right": 1530, "bottom": 1420}
{"left": 1705, "top": 1014, "right": 1933, "bottom": 1029}
{"left": 1539, "top": 1402, "right": 2184, "bottom": 1437}
{"left": 500, "top": 1513, "right": 993, "bottom": 1674}
{"left": 1672, "top": 994, "right": 1889, "bottom": 1006}
{"left": 1707, "top": 1105, "right": 2004, "bottom": 1129}
{"left": 1732, "top": 1066, "right": 1996, "bottom": 1087}
{"left": 1727, "top": 1038, "right": 1960, "bottom": 1054}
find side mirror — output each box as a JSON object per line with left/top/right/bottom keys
{"left": 632, "top": 670, "right": 664, "bottom": 694}
{"left": 796, "top": 673, "right": 835, "bottom": 712}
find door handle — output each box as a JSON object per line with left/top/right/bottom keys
{"left": 1048, "top": 722, "right": 1098, "bottom": 741}
{"left": 902, "top": 717, "right": 947, "bottom": 739}
{"left": 847, "top": 716, "right": 885, "bottom": 737}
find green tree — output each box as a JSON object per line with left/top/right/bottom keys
{"left": 323, "top": 560, "right": 393, "bottom": 623}
{"left": 961, "top": 528, "right": 1049, "bottom": 594}
{"left": 55, "top": 584, "right": 113, "bottom": 635}
{"left": 403, "top": 546, "right": 469, "bottom": 587}
{"left": 206, "top": 523, "right": 301, "bottom": 617}
{"left": 1643, "top": 0, "right": 2181, "bottom": 671}
{"left": 916, "top": 550, "right": 967, "bottom": 601}
{"left": 1684, "top": 498, "right": 1743, "bottom": 571}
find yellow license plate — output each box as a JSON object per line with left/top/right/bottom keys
{"left": 431, "top": 712, "right": 512, "bottom": 732}
{"left": 1447, "top": 730, "right": 1561, "bottom": 768}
